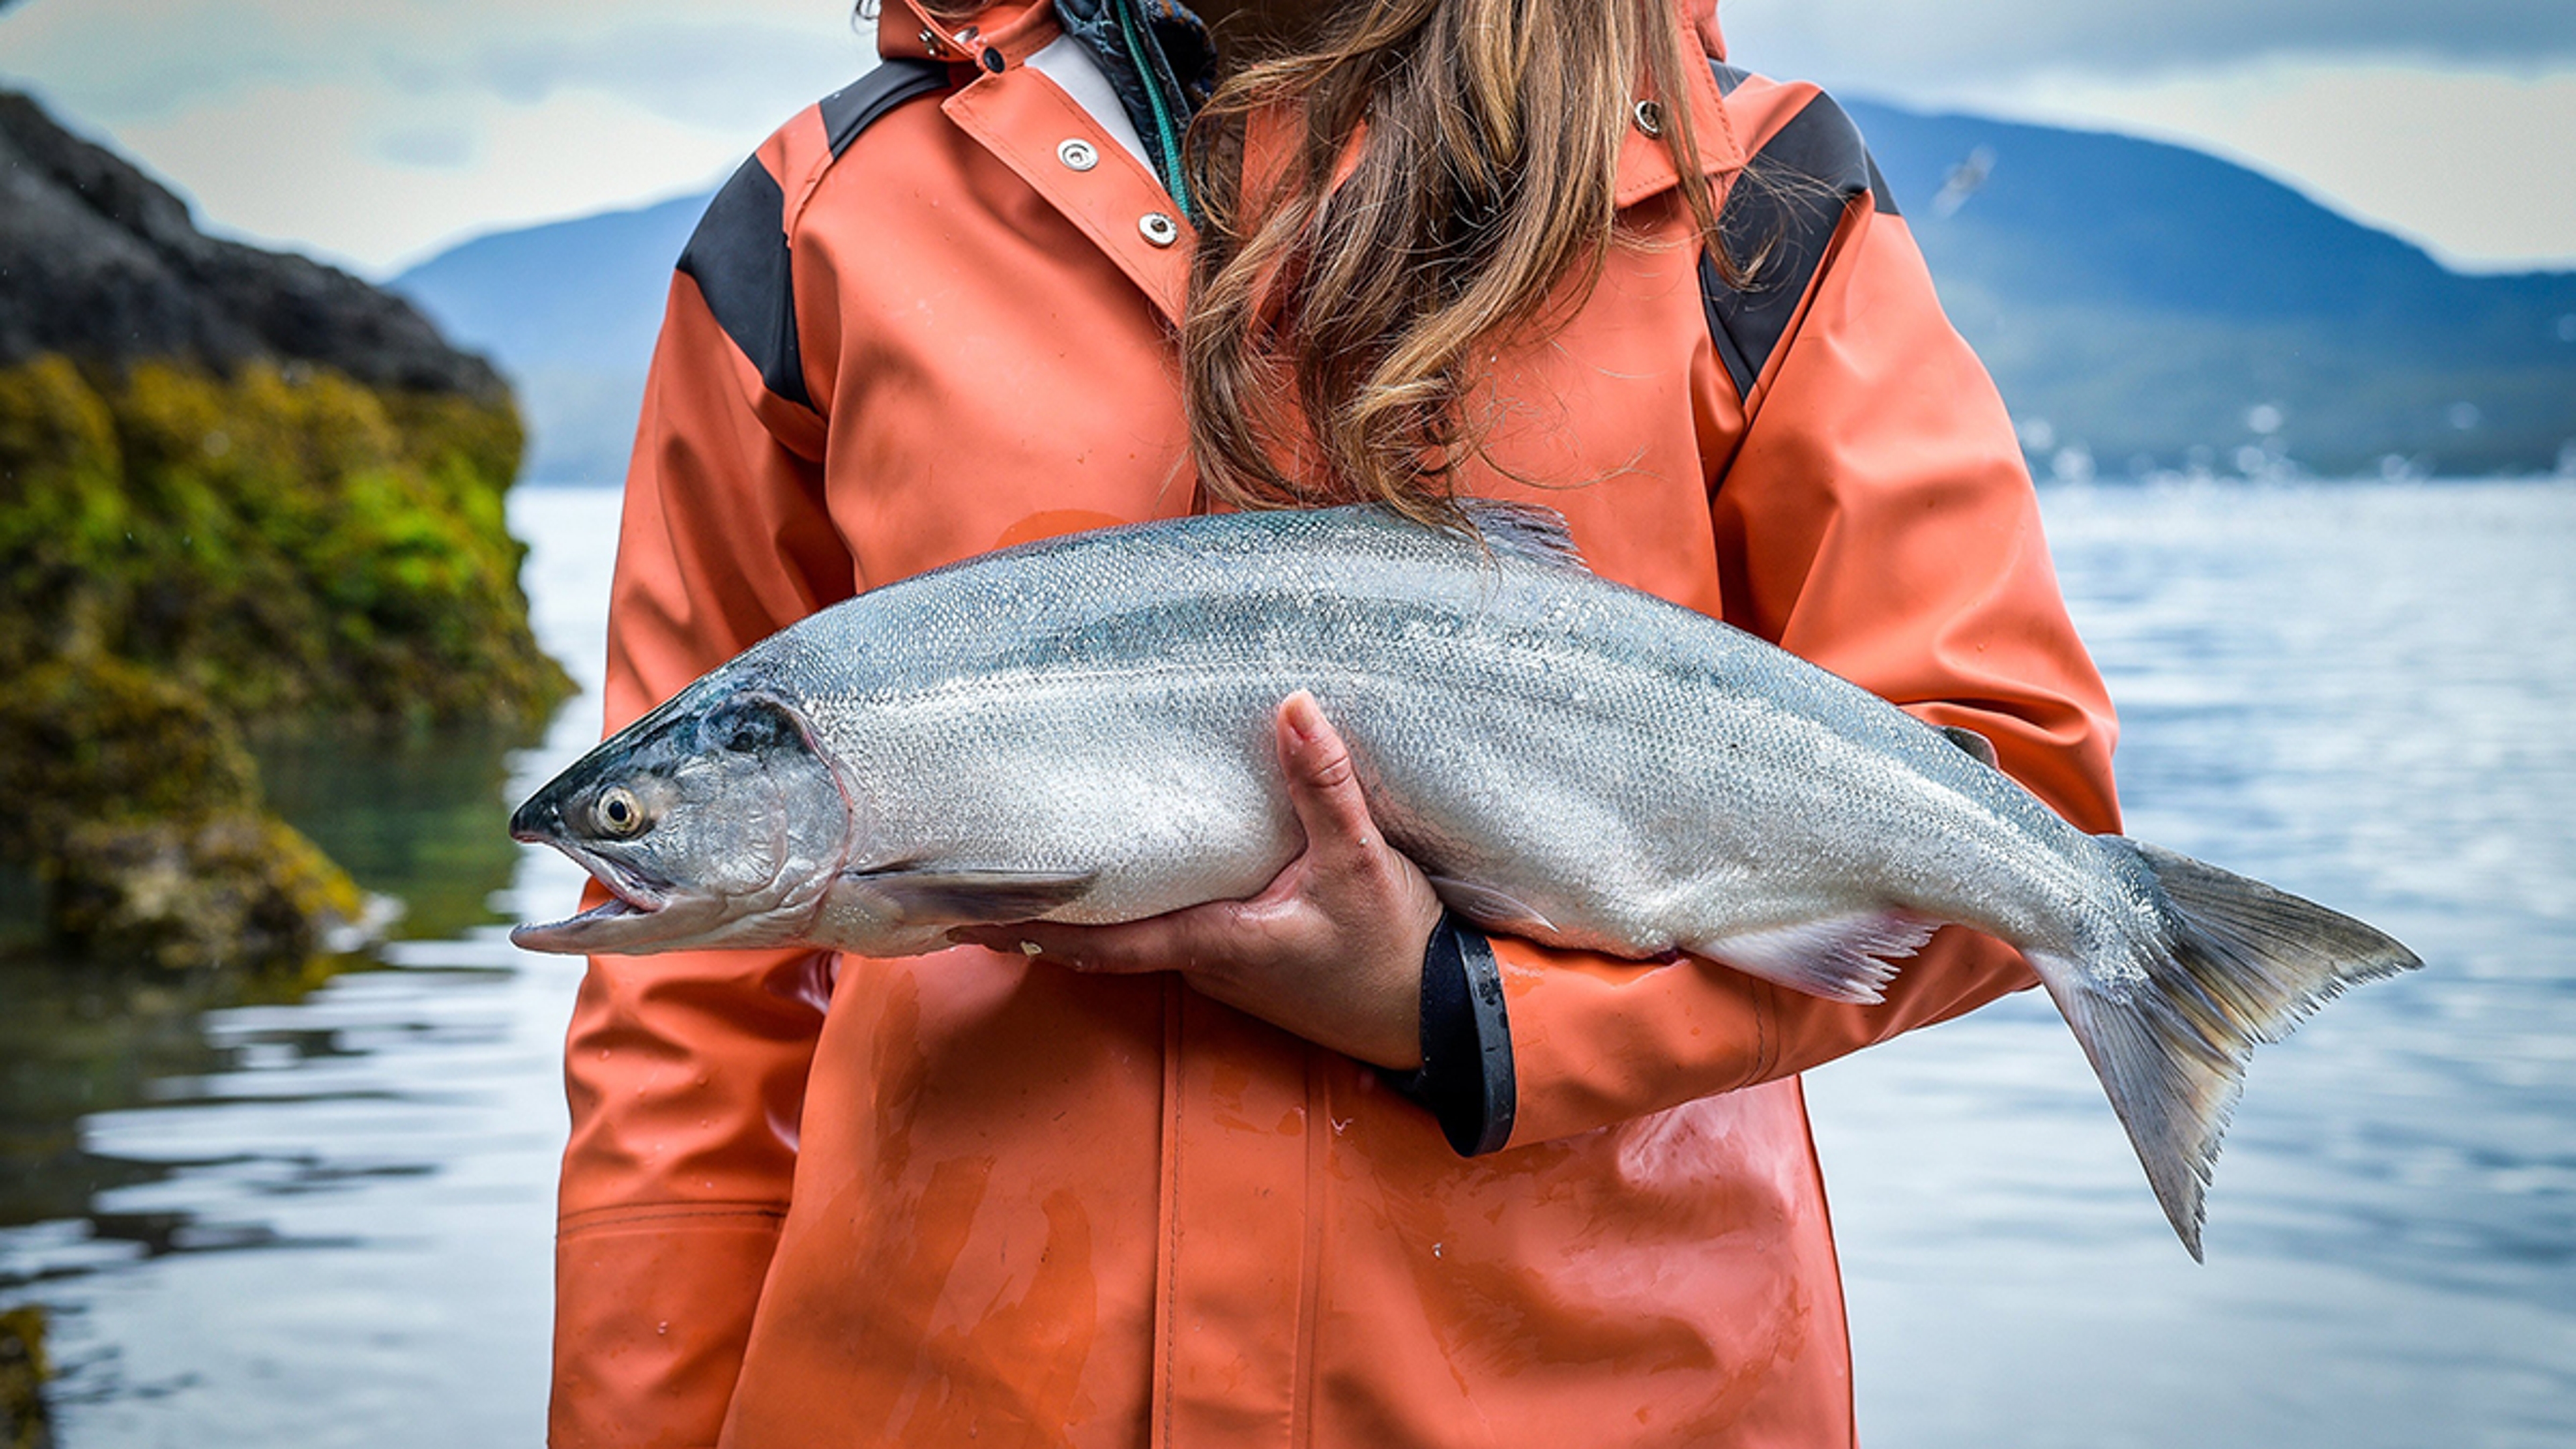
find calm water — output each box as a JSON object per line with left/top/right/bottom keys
{"left": 1, "top": 481, "right": 2569, "bottom": 1446}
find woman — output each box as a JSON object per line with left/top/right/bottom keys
{"left": 551, "top": 0, "right": 2120, "bottom": 1444}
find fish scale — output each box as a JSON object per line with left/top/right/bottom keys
{"left": 511, "top": 501, "right": 2420, "bottom": 1258}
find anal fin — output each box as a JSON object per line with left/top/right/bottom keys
{"left": 1689, "top": 910, "right": 1939, "bottom": 1004}
{"left": 1939, "top": 724, "right": 2000, "bottom": 769}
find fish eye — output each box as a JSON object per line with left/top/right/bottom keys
{"left": 595, "top": 786, "right": 647, "bottom": 838}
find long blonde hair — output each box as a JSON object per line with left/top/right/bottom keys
{"left": 915, "top": 0, "right": 1733, "bottom": 527}
{"left": 1182, "top": 0, "right": 1728, "bottom": 527}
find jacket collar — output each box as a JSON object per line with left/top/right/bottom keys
{"left": 1690, "top": 0, "right": 1727, "bottom": 60}
{"left": 878, "top": 0, "right": 1059, "bottom": 65}
{"left": 881, "top": 0, "right": 1213, "bottom": 203}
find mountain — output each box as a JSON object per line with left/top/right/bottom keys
{"left": 393, "top": 193, "right": 704, "bottom": 482}
{"left": 395, "top": 90, "right": 2576, "bottom": 484}
{"left": 1845, "top": 99, "right": 2576, "bottom": 479}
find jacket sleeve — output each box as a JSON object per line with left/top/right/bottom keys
{"left": 549, "top": 272, "right": 857, "bottom": 1448}
{"left": 1486, "top": 154, "right": 2123, "bottom": 1150}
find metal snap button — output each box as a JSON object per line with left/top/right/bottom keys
{"left": 917, "top": 28, "right": 944, "bottom": 56}
{"left": 1139, "top": 211, "right": 1179, "bottom": 248}
{"left": 1631, "top": 99, "right": 1664, "bottom": 138}
{"left": 1058, "top": 139, "right": 1099, "bottom": 172}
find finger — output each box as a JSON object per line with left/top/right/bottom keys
{"left": 1275, "top": 692, "right": 1379, "bottom": 857}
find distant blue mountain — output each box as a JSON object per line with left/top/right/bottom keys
{"left": 1845, "top": 100, "right": 2576, "bottom": 478}
{"left": 397, "top": 96, "right": 2576, "bottom": 483}
{"left": 396, "top": 193, "right": 704, "bottom": 482}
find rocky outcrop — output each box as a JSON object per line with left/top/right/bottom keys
{"left": 0, "top": 353, "right": 570, "bottom": 727}
{"left": 0, "top": 91, "right": 571, "bottom": 973}
{"left": 0, "top": 655, "right": 376, "bottom": 974}
{"left": 0, "top": 1304, "right": 44, "bottom": 1449}
{"left": 0, "top": 92, "right": 505, "bottom": 403}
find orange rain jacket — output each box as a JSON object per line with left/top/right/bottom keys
{"left": 553, "top": 1, "right": 2122, "bottom": 1444}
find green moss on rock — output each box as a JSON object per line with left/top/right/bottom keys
{"left": 46, "top": 812, "right": 371, "bottom": 975}
{"left": 0, "top": 352, "right": 567, "bottom": 973}
{"left": 0, "top": 357, "right": 573, "bottom": 728}
{"left": 0, "top": 1304, "right": 48, "bottom": 1449}
{"left": 0, "top": 655, "right": 374, "bottom": 975}
{"left": 0, "top": 356, "right": 126, "bottom": 674}
{"left": 0, "top": 655, "right": 257, "bottom": 862}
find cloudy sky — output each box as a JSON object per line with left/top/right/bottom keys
{"left": 1, "top": 0, "right": 2570, "bottom": 278}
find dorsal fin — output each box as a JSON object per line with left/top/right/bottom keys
{"left": 1458, "top": 500, "right": 1592, "bottom": 574}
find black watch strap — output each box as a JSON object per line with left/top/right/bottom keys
{"left": 1381, "top": 910, "right": 1516, "bottom": 1157}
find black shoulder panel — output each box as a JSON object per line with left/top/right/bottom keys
{"left": 678, "top": 159, "right": 809, "bottom": 407}
{"left": 819, "top": 56, "right": 948, "bottom": 158}
{"left": 1699, "top": 79, "right": 1895, "bottom": 399}
{"left": 677, "top": 59, "right": 950, "bottom": 410}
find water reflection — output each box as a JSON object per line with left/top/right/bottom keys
{"left": 256, "top": 724, "right": 536, "bottom": 945}
{"left": 0, "top": 700, "right": 541, "bottom": 1258}
{"left": 0, "top": 486, "right": 614, "bottom": 1445}
{"left": 0, "top": 964, "right": 229, "bottom": 1232}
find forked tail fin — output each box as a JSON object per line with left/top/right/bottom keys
{"left": 2046, "top": 839, "right": 2421, "bottom": 1260}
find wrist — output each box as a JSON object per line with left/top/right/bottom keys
{"left": 1381, "top": 911, "right": 1517, "bottom": 1155}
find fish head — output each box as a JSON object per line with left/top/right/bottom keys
{"left": 508, "top": 684, "right": 855, "bottom": 955}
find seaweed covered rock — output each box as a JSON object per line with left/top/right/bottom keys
{"left": 0, "top": 354, "right": 556, "bottom": 969}
{"left": 0, "top": 1304, "right": 46, "bottom": 1449}
{"left": 0, "top": 89, "right": 571, "bottom": 973}
{"left": 0, "top": 655, "right": 257, "bottom": 862}
{"left": 48, "top": 813, "right": 372, "bottom": 975}
{"left": 0, "top": 656, "right": 372, "bottom": 973}
{"left": 0, "top": 88, "right": 570, "bottom": 731}
{"left": 0, "top": 356, "right": 572, "bottom": 724}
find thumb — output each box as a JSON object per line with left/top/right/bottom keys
{"left": 1276, "top": 692, "right": 1378, "bottom": 855}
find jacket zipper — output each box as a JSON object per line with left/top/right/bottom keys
{"left": 1111, "top": 0, "right": 1194, "bottom": 219}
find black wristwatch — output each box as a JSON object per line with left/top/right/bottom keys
{"left": 1381, "top": 910, "right": 1516, "bottom": 1156}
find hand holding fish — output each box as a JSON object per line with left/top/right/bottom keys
{"left": 951, "top": 692, "right": 1440, "bottom": 1071}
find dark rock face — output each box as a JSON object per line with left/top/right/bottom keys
{"left": 0, "top": 90, "right": 507, "bottom": 404}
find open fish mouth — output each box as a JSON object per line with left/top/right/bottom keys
{"left": 529, "top": 892, "right": 651, "bottom": 930}
{"left": 508, "top": 831, "right": 675, "bottom": 947}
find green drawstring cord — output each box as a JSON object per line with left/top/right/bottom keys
{"left": 1112, "top": 0, "right": 1193, "bottom": 221}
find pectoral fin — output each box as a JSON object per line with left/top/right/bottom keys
{"left": 1689, "top": 910, "right": 1940, "bottom": 1004}
{"left": 838, "top": 865, "right": 1098, "bottom": 926}
{"left": 1427, "top": 876, "right": 1558, "bottom": 938}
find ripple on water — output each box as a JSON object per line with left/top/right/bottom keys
{"left": 0, "top": 486, "right": 621, "bottom": 1446}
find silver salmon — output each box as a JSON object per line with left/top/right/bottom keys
{"left": 511, "top": 502, "right": 2418, "bottom": 1256}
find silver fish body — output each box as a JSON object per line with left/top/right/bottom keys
{"left": 513, "top": 503, "right": 2418, "bottom": 1256}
